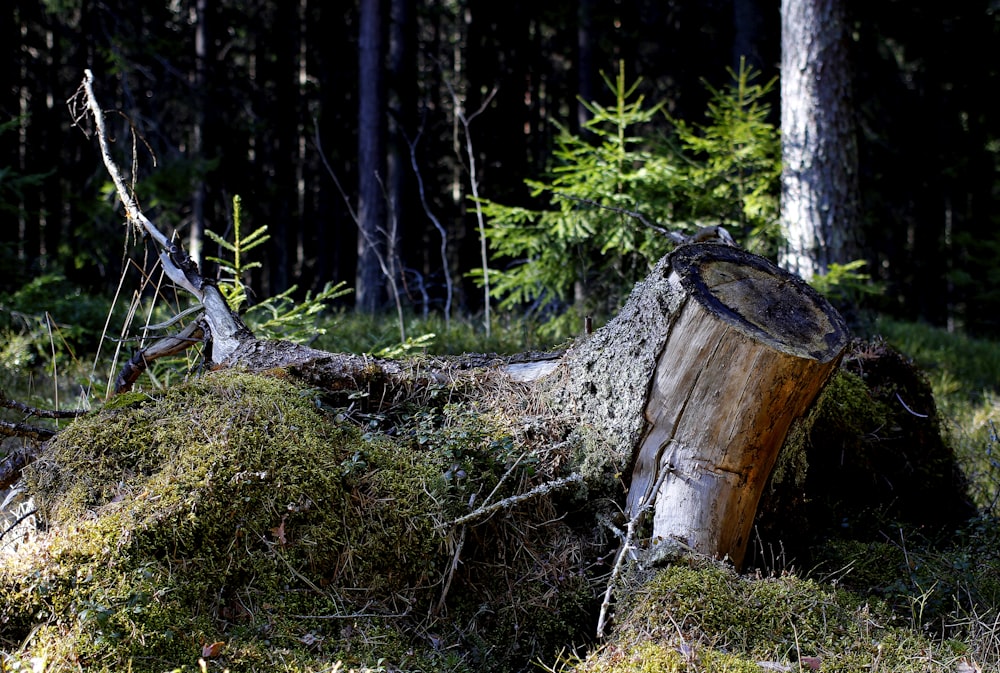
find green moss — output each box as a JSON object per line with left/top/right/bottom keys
{"left": 571, "top": 559, "right": 963, "bottom": 673}
{"left": 770, "top": 369, "right": 889, "bottom": 492}
{"left": 757, "top": 341, "right": 976, "bottom": 566}
{"left": 2, "top": 371, "right": 464, "bottom": 671}
{"left": 97, "top": 390, "right": 153, "bottom": 411}
{"left": 2, "top": 369, "right": 601, "bottom": 672}
{"left": 571, "top": 641, "right": 779, "bottom": 673}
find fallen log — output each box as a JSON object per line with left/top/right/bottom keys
{"left": 3, "top": 243, "right": 847, "bottom": 570}
{"left": 21, "top": 71, "right": 846, "bottom": 572}
{"left": 220, "top": 242, "right": 847, "bottom": 569}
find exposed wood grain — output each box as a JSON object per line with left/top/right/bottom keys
{"left": 625, "top": 244, "right": 847, "bottom": 567}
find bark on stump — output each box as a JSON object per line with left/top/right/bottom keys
{"left": 546, "top": 243, "right": 849, "bottom": 569}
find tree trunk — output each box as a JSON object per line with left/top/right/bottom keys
{"left": 779, "top": 0, "right": 861, "bottom": 280}
{"left": 229, "top": 243, "right": 848, "bottom": 568}
{"left": 189, "top": 0, "right": 208, "bottom": 267}
{"left": 12, "top": 77, "right": 850, "bottom": 568}
{"left": 636, "top": 246, "right": 846, "bottom": 567}
{"left": 387, "top": 0, "right": 415, "bottom": 273}
{"left": 3, "top": 241, "right": 847, "bottom": 571}
{"left": 542, "top": 244, "right": 848, "bottom": 568}
{"left": 357, "top": 0, "right": 387, "bottom": 312}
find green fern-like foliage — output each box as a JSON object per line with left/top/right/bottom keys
{"left": 672, "top": 58, "right": 782, "bottom": 256}
{"left": 475, "top": 62, "right": 676, "bottom": 320}
{"left": 476, "top": 60, "right": 780, "bottom": 327}
{"left": 205, "top": 195, "right": 350, "bottom": 343}
{"left": 809, "top": 259, "right": 883, "bottom": 306}
{"left": 204, "top": 195, "right": 269, "bottom": 314}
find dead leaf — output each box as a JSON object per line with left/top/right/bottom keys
{"left": 201, "top": 641, "right": 225, "bottom": 658}
{"left": 800, "top": 656, "right": 821, "bottom": 670}
{"left": 271, "top": 517, "right": 287, "bottom": 545}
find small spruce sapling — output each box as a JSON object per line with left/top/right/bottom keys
{"left": 205, "top": 195, "right": 350, "bottom": 344}
{"left": 475, "top": 60, "right": 782, "bottom": 333}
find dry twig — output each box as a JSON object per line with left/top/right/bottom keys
{"left": 440, "top": 472, "right": 582, "bottom": 529}
{"left": 596, "top": 459, "right": 673, "bottom": 639}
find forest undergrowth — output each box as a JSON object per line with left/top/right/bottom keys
{"left": 2, "top": 291, "right": 1000, "bottom": 671}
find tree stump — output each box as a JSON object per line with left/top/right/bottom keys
{"left": 546, "top": 243, "right": 849, "bottom": 568}
{"left": 0, "top": 245, "right": 849, "bottom": 566}
{"left": 203, "top": 243, "right": 846, "bottom": 571}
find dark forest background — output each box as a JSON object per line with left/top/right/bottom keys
{"left": 3, "top": 0, "right": 1000, "bottom": 336}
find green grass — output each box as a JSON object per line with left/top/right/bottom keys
{"left": 311, "top": 308, "right": 572, "bottom": 357}
{"left": 873, "top": 316, "right": 1000, "bottom": 406}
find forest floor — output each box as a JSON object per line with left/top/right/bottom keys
{"left": 1, "top": 308, "right": 998, "bottom": 672}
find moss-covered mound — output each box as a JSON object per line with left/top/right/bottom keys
{"left": 753, "top": 339, "right": 976, "bottom": 567}
{"left": 570, "top": 557, "right": 971, "bottom": 673}
{"left": 0, "top": 370, "right": 603, "bottom": 672}
{"left": 2, "top": 340, "right": 993, "bottom": 672}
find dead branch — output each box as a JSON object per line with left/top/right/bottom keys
{"left": 114, "top": 320, "right": 206, "bottom": 394}
{"left": 596, "top": 461, "right": 672, "bottom": 639}
{"left": 0, "top": 421, "right": 57, "bottom": 442}
{"left": 0, "top": 445, "right": 44, "bottom": 490}
{"left": 444, "top": 78, "right": 497, "bottom": 338}
{"left": 314, "top": 119, "right": 408, "bottom": 342}
{"left": 1, "top": 391, "right": 86, "bottom": 420}
{"left": 554, "top": 192, "right": 737, "bottom": 246}
{"left": 0, "top": 507, "right": 37, "bottom": 544}
{"left": 0, "top": 393, "right": 81, "bottom": 489}
{"left": 405, "top": 122, "right": 454, "bottom": 326}
{"left": 439, "top": 473, "right": 582, "bottom": 529}
{"left": 74, "top": 70, "right": 250, "bottom": 365}
{"left": 74, "top": 71, "right": 200, "bottom": 297}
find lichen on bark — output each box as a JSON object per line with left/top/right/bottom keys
{"left": 542, "top": 255, "right": 684, "bottom": 472}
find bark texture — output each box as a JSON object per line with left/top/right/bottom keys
{"left": 546, "top": 244, "right": 849, "bottom": 568}
{"left": 779, "top": 0, "right": 861, "bottom": 279}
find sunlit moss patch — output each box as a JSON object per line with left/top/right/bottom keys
{"left": 1, "top": 369, "right": 601, "bottom": 672}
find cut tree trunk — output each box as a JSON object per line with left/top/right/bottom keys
{"left": 542, "top": 243, "right": 849, "bottom": 568}
{"left": 2, "top": 245, "right": 848, "bottom": 568}
{"left": 4, "top": 75, "right": 846, "bottom": 559}
{"left": 232, "top": 243, "right": 847, "bottom": 569}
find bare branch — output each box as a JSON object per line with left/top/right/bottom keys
{"left": 0, "top": 507, "right": 37, "bottom": 543}
{"left": 596, "top": 460, "right": 673, "bottom": 639}
{"left": 142, "top": 304, "right": 205, "bottom": 331}
{"left": 404, "top": 122, "right": 453, "bottom": 326}
{"left": 75, "top": 70, "right": 250, "bottom": 366}
{"left": 554, "top": 192, "right": 675, "bottom": 239}
{"left": 78, "top": 70, "right": 202, "bottom": 298}
{"left": 313, "top": 120, "right": 359, "bottom": 223}
{"left": 114, "top": 320, "right": 206, "bottom": 394}
{"left": 552, "top": 193, "right": 737, "bottom": 247}
{"left": 439, "top": 473, "right": 582, "bottom": 529}
{"left": 314, "top": 119, "right": 409, "bottom": 341}
{"left": 443, "top": 79, "right": 495, "bottom": 336}
{"left": 1, "top": 391, "right": 86, "bottom": 419}
{"left": 0, "top": 420, "right": 57, "bottom": 442}
{"left": 0, "top": 445, "right": 44, "bottom": 491}
{"left": 464, "top": 84, "right": 498, "bottom": 123}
